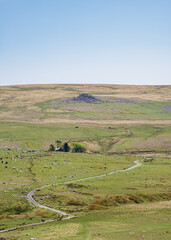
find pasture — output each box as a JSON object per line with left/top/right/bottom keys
{"left": 0, "top": 84, "right": 170, "bottom": 239}
{"left": 0, "top": 148, "right": 170, "bottom": 239}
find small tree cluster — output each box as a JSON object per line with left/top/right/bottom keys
{"left": 49, "top": 140, "right": 70, "bottom": 152}
{"left": 49, "top": 140, "right": 86, "bottom": 153}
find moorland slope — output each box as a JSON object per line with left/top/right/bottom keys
{"left": 0, "top": 84, "right": 171, "bottom": 240}
{"left": 0, "top": 84, "right": 170, "bottom": 152}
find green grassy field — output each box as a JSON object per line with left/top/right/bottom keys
{"left": 0, "top": 122, "right": 171, "bottom": 153}
{"left": 5, "top": 203, "right": 171, "bottom": 240}
{"left": 37, "top": 98, "right": 171, "bottom": 121}
{"left": 0, "top": 84, "right": 170, "bottom": 152}
{"left": 0, "top": 148, "right": 170, "bottom": 239}
{"left": 0, "top": 84, "right": 171, "bottom": 239}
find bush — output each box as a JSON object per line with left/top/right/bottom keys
{"left": 92, "top": 197, "right": 108, "bottom": 206}
{"left": 88, "top": 203, "right": 106, "bottom": 210}
{"left": 91, "top": 196, "right": 117, "bottom": 207}
{"left": 67, "top": 183, "right": 85, "bottom": 188}
{"left": 64, "top": 197, "right": 85, "bottom": 206}
{"left": 49, "top": 144, "right": 55, "bottom": 151}
{"left": 72, "top": 142, "right": 86, "bottom": 153}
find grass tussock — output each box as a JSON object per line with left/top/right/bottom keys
{"left": 0, "top": 214, "right": 13, "bottom": 220}
{"left": 88, "top": 203, "right": 107, "bottom": 210}
{"left": 114, "top": 195, "right": 129, "bottom": 204}
{"left": 2, "top": 202, "right": 32, "bottom": 215}
{"left": 88, "top": 193, "right": 171, "bottom": 211}
{"left": 64, "top": 197, "right": 86, "bottom": 206}
{"left": 28, "top": 208, "right": 60, "bottom": 219}
{"left": 128, "top": 194, "right": 143, "bottom": 203}
{"left": 0, "top": 237, "right": 17, "bottom": 240}
{"left": 67, "top": 183, "right": 86, "bottom": 188}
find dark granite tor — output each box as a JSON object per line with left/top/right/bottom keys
{"left": 72, "top": 93, "right": 101, "bottom": 103}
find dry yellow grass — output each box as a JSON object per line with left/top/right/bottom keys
{"left": 0, "top": 84, "right": 170, "bottom": 106}
{"left": 0, "top": 84, "right": 171, "bottom": 124}
{"left": 79, "top": 140, "right": 101, "bottom": 153}
{"left": 126, "top": 200, "right": 171, "bottom": 211}
{"left": 1, "top": 118, "right": 171, "bottom": 125}
{"left": 131, "top": 135, "right": 171, "bottom": 151}
{"left": 32, "top": 223, "right": 80, "bottom": 239}
{"left": 40, "top": 119, "right": 171, "bottom": 125}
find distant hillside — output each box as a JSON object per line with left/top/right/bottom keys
{"left": 0, "top": 84, "right": 170, "bottom": 151}
{"left": 0, "top": 84, "right": 170, "bottom": 124}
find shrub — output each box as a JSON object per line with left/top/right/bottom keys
{"left": 49, "top": 144, "right": 55, "bottom": 151}
{"left": 72, "top": 142, "right": 86, "bottom": 153}
{"left": 91, "top": 196, "right": 117, "bottom": 207}
{"left": 92, "top": 197, "right": 108, "bottom": 206}
{"left": 64, "top": 197, "right": 85, "bottom": 206}
{"left": 88, "top": 204, "right": 106, "bottom": 210}
{"left": 67, "top": 183, "right": 85, "bottom": 188}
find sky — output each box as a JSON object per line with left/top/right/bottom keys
{"left": 0, "top": 0, "right": 170, "bottom": 86}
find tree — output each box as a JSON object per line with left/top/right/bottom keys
{"left": 49, "top": 144, "right": 55, "bottom": 151}
{"left": 63, "top": 142, "right": 70, "bottom": 152}
{"left": 56, "top": 140, "right": 62, "bottom": 147}
{"left": 72, "top": 142, "right": 86, "bottom": 153}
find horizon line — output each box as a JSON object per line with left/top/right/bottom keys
{"left": 0, "top": 83, "right": 170, "bottom": 87}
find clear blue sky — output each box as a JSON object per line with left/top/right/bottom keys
{"left": 0, "top": 0, "right": 170, "bottom": 86}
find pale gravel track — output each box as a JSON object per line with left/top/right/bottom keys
{"left": 0, "top": 160, "right": 141, "bottom": 233}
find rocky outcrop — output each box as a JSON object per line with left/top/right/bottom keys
{"left": 72, "top": 94, "right": 101, "bottom": 103}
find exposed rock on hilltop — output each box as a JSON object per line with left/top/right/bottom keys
{"left": 47, "top": 93, "right": 103, "bottom": 108}
{"left": 72, "top": 94, "right": 101, "bottom": 103}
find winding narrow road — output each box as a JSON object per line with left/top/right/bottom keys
{"left": 0, "top": 160, "right": 141, "bottom": 233}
